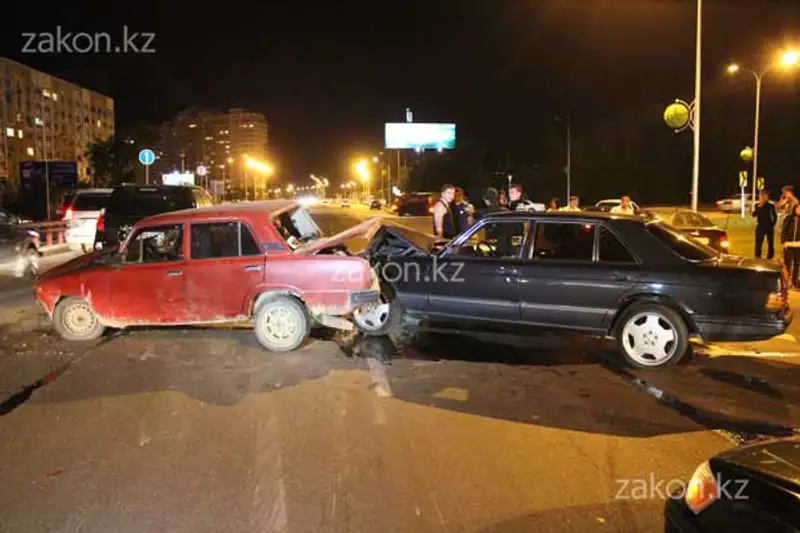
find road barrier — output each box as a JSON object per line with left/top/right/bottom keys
{"left": 19, "top": 221, "right": 71, "bottom": 254}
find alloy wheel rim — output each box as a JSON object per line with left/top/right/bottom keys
{"left": 621, "top": 311, "right": 678, "bottom": 366}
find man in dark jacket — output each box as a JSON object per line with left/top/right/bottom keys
{"left": 474, "top": 187, "right": 508, "bottom": 221}
{"left": 752, "top": 190, "right": 777, "bottom": 259}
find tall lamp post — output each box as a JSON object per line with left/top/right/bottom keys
{"left": 727, "top": 49, "right": 799, "bottom": 202}
{"left": 690, "top": 0, "right": 702, "bottom": 212}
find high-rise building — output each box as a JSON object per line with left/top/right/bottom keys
{"left": 0, "top": 57, "right": 115, "bottom": 187}
{"left": 154, "top": 108, "right": 268, "bottom": 194}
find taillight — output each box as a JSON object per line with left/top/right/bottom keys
{"left": 96, "top": 209, "right": 105, "bottom": 232}
{"left": 62, "top": 206, "right": 73, "bottom": 221}
{"left": 766, "top": 291, "right": 786, "bottom": 311}
{"left": 719, "top": 236, "right": 729, "bottom": 250}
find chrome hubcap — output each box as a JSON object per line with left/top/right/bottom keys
{"left": 353, "top": 297, "right": 390, "bottom": 331}
{"left": 260, "top": 305, "right": 301, "bottom": 346}
{"left": 63, "top": 303, "right": 97, "bottom": 336}
{"left": 621, "top": 312, "right": 677, "bottom": 366}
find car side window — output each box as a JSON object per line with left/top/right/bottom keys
{"left": 672, "top": 213, "right": 687, "bottom": 226}
{"left": 598, "top": 226, "right": 636, "bottom": 263}
{"left": 191, "top": 221, "right": 263, "bottom": 259}
{"left": 532, "top": 222, "right": 595, "bottom": 261}
{"left": 123, "top": 224, "right": 184, "bottom": 264}
{"left": 452, "top": 221, "right": 529, "bottom": 259}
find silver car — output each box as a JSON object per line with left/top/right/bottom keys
{"left": 0, "top": 209, "right": 40, "bottom": 278}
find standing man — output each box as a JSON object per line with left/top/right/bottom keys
{"left": 453, "top": 187, "right": 474, "bottom": 232}
{"left": 507, "top": 183, "right": 538, "bottom": 211}
{"left": 752, "top": 190, "right": 777, "bottom": 259}
{"left": 610, "top": 196, "right": 635, "bottom": 215}
{"left": 560, "top": 196, "right": 581, "bottom": 211}
{"left": 474, "top": 187, "right": 508, "bottom": 221}
{"left": 432, "top": 184, "right": 457, "bottom": 239}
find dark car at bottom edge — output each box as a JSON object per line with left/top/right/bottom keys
{"left": 351, "top": 211, "right": 791, "bottom": 369}
{"left": 665, "top": 437, "right": 800, "bottom": 532}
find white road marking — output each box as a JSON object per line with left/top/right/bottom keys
{"left": 366, "top": 357, "right": 392, "bottom": 397}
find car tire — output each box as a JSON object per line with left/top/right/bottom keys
{"left": 615, "top": 303, "right": 689, "bottom": 369}
{"left": 353, "top": 285, "right": 403, "bottom": 336}
{"left": 253, "top": 296, "right": 311, "bottom": 352}
{"left": 53, "top": 297, "right": 106, "bottom": 342}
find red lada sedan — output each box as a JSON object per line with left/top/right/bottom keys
{"left": 34, "top": 200, "right": 381, "bottom": 352}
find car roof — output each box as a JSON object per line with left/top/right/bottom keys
{"left": 141, "top": 200, "right": 298, "bottom": 226}
{"left": 75, "top": 188, "right": 113, "bottom": 194}
{"left": 482, "top": 210, "right": 646, "bottom": 223}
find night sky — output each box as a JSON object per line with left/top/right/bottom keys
{"left": 2, "top": 0, "right": 798, "bottom": 201}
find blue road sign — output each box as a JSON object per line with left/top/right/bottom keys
{"left": 138, "top": 149, "right": 156, "bottom": 166}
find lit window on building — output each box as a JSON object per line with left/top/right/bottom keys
{"left": 96, "top": 119, "right": 101, "bottom": 127}
{"left": 5, "top": 127, "right": 13, "bottom": 137}
{"left": 52, "top": 93, "right": 58, "bottom": 101}
{"left": 42, "top": 89, "right": 51, "bottom": 98}
{"left": 17, "top": 130, "right": 23, "bottom": 138}
{"left": 26, "top": 147, "right": 34, "bottom": 156}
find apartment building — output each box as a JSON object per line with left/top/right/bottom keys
{"left": 0, "top": 57, "right": 115, "bottom": 187}
{"left": 154, "top": 108, "right": 268, "bottom": 190}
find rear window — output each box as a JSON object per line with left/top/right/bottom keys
{"left": 107, "top": 188, "right": 192, "bottom": 217}
{"left": 73, "top": 192, "right": 110, "bottom": 211}
{"left": 646, "top": 221, "right": 717, "bottom": 261}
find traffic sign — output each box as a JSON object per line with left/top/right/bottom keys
{"left": 138, "top": 149, "right": 155, "bottom": 166}
{"left": 757, "top": 177, "right": 765, "bottom": 191}
{"left": 738, "top": 170, "right": 748, "bottom": 187}
{"left": 196, "top": 165, "right": 207, "bottom": 176}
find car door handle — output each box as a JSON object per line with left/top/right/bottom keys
{"left": 244, "top": 265, "right": 263, "bottom": 272}
{"left": 496, "top": 266, "right": 519, "bottom": 275}
{"left": 167, "top": 270, "right": 182, "bottom": 277}
{"left": 610, "top": 270, "right": 631, "bottom": 281}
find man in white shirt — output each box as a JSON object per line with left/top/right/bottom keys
{"left": 610, "top": 196, "right": 635, "bottom": 215}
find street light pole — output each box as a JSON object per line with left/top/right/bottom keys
{"left": 752, "top": 74, "right": 762, "bottom": 204}
{"left": 565, "top": 115, "right": 572, "bottom": 203}
{"left": 690, "top": 0, "right": 702, "bottom": 212}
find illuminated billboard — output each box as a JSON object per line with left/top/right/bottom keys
{"left": 384, "top": 123, "right": 456, "bottom": 150}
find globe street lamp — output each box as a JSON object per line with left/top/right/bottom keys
{"left": 726, "top": 48, "right": 799, "bottom": 202}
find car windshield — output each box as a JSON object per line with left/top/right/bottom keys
{"left": 646, "top": 220, "right": 718, "bottom": 260}
{"left": 73, "top": 192, "right": 111, "bottom": 211}
{"left": 272, "top": 205, "right": 322, "bottom": 250}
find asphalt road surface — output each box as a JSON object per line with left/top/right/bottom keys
{"left": 0, "top": 206, "right": 798, "bottom": 533}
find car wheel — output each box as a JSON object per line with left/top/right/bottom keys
{"left": 615, "top": 303, "right": 688, "bottom": 369}
{"left": 53, "top": 297, "right": 106, "bottom": 342}
{"left": 353, "top": 288, "right": 403, "bottom": 336}
{"left": 253, "top": 296, "right": 311, "bottom": 352}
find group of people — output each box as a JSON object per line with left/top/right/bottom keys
{"left": 431, "top": 183, "right": 638, "bottom": 239}
{"left": 753, "top": 185, "right": 800, "bottom": 286}
{"left": 431, "top": 183, "right": 542, "bottom": 238}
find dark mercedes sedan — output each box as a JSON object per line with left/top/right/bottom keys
{"left": 352, "top": 211, "right": 791, "bottom": 369}
{"left": 665, "top": 437, "right": 800, "bottom": 532}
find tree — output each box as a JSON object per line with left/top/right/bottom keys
{"left": 86, "top": 126, "right": 158, "bottom": 187}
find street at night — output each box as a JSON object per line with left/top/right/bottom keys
{"left": 0, "top": 208, "right": 799, "bottom": 532}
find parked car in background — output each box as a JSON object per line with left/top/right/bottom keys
{"left": 63, "top": 188, "right": 113, "bottom": 253}
{"left": 35, "top": 201, "right": 380, "bottom": 351}
{"left": 716, "top": 193, "right": 755, "bottom": 213}
{"left": 592, "top": 199, "right": 642, "bottom": 214}
{"left": 391, "top": 192, "right": 437, "bottom": 216}
{"left": 643, "top": 209, "right": 729, "bottom": 253}
{"left": 341, "top": 198, "right": 351, "bottom": 208}
{"left": 0, "top": 208, "right": 41, "bottom": 278}
{"left": 352, "top": 211, "right": 791, "bottom": 369}
{"left": 370, "top": 199, "right": 382, "bottom": 210}
{"left": 665, "top": 436, "right": 800, "bottom": 532}
{"left": 94, "top": 184, "right": 213, "bottom": 250}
